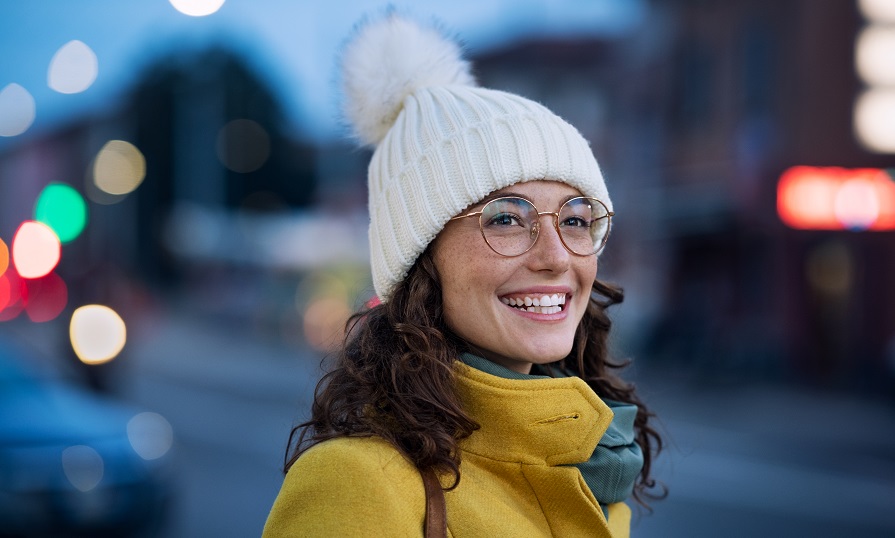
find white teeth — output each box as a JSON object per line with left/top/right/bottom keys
{"left": 501, "top": 293, "right": 568, "bottom": 312}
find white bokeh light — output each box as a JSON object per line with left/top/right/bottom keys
{"left": 48, "top": 40, "right": 98, "bottom": 94}
{"left": 69, "top": 305, "right": 127, "bottom": 365}
{"left": 169, "top": 0, "right": 226, "bottom": 17}
{"left": 859, "top": 0, "right": 895, "bottom": 23}
{"left": 12, "top": 221, "right": 61, "bottom": 279}
{"left": 61, "top": 445, "right": 104, "bottom": 492}
{"left": 855, "top": 88, "right": 895, "bottom": 153}
{"left": 856, "top": 26, "right": 895, "bottom": 86}
{"left": 127, "top": 412, "right": 174, "bottom": 460}
{"left": 0, "top": 84, "right": 36, "bottom": 137}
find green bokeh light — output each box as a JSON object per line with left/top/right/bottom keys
{"left": 35, "top": 183, "right": 87, "bottom": 243}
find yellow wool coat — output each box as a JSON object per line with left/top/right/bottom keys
{"left": 263, "top": 363, "right": 631, "bottom": 537}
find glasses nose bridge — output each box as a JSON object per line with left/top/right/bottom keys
{"left": 534, "top": 210, "right": 561, "bottom": 231}
{"left": 531, "top": 210, "right": 565, "bottom": 247}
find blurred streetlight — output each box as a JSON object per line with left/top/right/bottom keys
{"left": 0, "top": 83, "right": 35, "bottom": 137}
{"left": 48, "top": 40, "right": 98, "bottom": 94}
{"left": 70, "top": 305, "right": 127, "bottom": 365}
{"left": 169, "top": 0, "right": 226, "bottom": 17}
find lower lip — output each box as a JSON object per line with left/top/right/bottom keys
{"left": 503, "top": 303, "right": 569, "bottom": 321}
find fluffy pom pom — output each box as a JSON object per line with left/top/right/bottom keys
{"left": 340, "top": 13, "right": 476, "bottom": 146}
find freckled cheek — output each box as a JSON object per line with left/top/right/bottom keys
{"left": 580, "top": 258, "right": 598, "bottom": 285}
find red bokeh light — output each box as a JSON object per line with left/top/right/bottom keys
{"left": 777, "top": 166, "right": 895, "bottom": 230}
{"left": 0, "top": 268, "right": 28, "bottom": 321}
{"left": 25, "top": 272, "right": 69, "bottom": 322}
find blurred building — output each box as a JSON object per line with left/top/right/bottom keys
{"left": 122, "top": 48, "right": 321, "bottom": 284}
{"left": 476, "top": 0, "right": 895, "bottom": 392}
{"left": 651, "top": 0, "right": 895, "bottom": 390}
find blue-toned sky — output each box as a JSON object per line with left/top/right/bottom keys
{"left": 0, "top": 0, "right": 645, "bottom": 146}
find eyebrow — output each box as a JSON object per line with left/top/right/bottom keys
{"left": 465, "top": 191, "right": 582, "bottom": 211}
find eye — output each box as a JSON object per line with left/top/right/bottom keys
{"left": 560, "top": 215, "right": 590, "bottom": 228}
{"left": 487, "top": 212, "right": 524, "bottom": 227}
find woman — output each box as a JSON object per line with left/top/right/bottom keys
{"left": 264, "top": 13, "right": 662, "bottom": 537}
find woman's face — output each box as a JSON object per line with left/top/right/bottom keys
{"left": 433, "top": 180, "right": 599, "bottom": 374}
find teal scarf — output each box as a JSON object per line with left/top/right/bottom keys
{"left": 460, "top": 353, "right": 643, "bottom": 514}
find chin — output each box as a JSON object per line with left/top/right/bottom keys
{"left": 521, "top": 341, "right": 575, "bottom": 364}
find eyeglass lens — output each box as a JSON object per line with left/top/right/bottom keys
{"left": 479, "top": 197, "right": 610, "bottom": 256}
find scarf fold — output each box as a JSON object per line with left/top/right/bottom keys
{"left": 459, "top": 353, "right": 643, "bottom": 510}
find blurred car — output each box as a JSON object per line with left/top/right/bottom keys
{"left": 0, "top": 335, "right": 173, "bottom": 537}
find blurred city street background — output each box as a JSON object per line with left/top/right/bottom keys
{"left": 2, "top": 1, "right": 895, "bottom": 537}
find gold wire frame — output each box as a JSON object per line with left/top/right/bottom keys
{"left": 449, "top": 196, "right": 613, "bottom": 257}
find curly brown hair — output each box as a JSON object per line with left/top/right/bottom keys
{"left": 285, "top": 246, "right": 664, "bottom": 504}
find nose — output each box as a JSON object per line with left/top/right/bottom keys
{"left": 528, "top": 214, "right": 570, "bottom": 273}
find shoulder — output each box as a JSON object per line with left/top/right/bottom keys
{"left": 263, "top": 436, "right": 426, "bottom": 537}
{"left": 297, "top": 436, "right": 417, "bottom": 476}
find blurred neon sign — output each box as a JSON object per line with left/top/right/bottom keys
{"left": 777, "top": 166, "right": 895, "bottom": 230}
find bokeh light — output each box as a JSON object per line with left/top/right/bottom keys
{"left": 806, "top": 240, "right": 853, "bottom": 298}
{"left": 0, "top": 276, "right": 8, "bottom": 316}
{"left": 0, "top": 83, "right": 36, "bottom": 137}
{"left": 302, "top": 296, "right": 352, "bottom": 353}
{"left": 48, "top": 40, "right": 98, "bottom": 94}
{"left": 24, "top": 272, "right": 68, "bottom": 323}
{"left": 70, "top": 305, "right": 127, "bottom": 365}
{"left": 12, "top": 221, "right": 61, "bottom": 279}
{"left": 84, "top": 159, "right": 127, "bottom": 205}
{"left": 295, "top": 272, "right": 351, "bottom": 309}
{"left": 854, "top": 89, "right": 895, "bottom": 153}
{"left": 127, "top": 412, "right": 174, "bottom": 460}
{"left": 778, "top": 171, "right": 839, "bottom": 229}
{"left": 216, "top": 119, "right": 270, "bottom": 173}
{"left": 778, "top": 167, "right": 895, "bottom": 230}
{"left": 859, "top": 0, "right": 895, "bottom": 23}
{"left": 856, "top": 26, "right": 895, "bottom": 87}
{"left": 0, "top": 238, "right": 8, "bottom": 277}
{"left": 92, "top": 140, "right": 146, "bottom": 195}
{"left": 35, "top": 183, "right": 88, "bottom": 243}
{"left": 169, "top": 0, "right": 226, "bottom": 17}
{"left": 834, "top": 178, "right": 880, "bottom": 230}
{"left": 0, "top": 268, "right": 27, "bottom": 322}
{"left": 61, "top": 445, "right": 104, "bottom": 492}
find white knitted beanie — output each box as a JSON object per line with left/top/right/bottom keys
{"left": 341, "top": 14, "right": 612, "bottom": 301}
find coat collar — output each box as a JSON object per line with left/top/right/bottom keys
{"left": 454, "top": 362, "right": 613, "bottom": 466}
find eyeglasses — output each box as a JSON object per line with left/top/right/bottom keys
{"left": 449, "top": 196, "right": 613, "bottom": 257}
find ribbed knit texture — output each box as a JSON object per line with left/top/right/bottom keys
{"left": 368, "top": 85, "right": 611, "bottom": 300}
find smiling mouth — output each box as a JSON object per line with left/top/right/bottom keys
{"left": 500, "top": 293, "right": 567, "bottom": 314}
